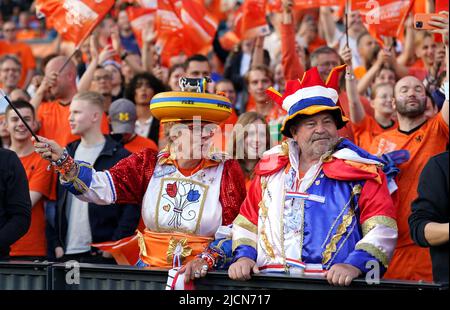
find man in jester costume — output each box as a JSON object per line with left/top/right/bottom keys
{"left": 33, "top": 78, "right": 246, "bottom": 289}
{"left": 228, "top": 65, "right": 404, "bottom": 286}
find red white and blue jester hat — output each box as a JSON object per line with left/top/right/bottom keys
{"left": 266, "top": 64, "right": 349, "bottom": 138}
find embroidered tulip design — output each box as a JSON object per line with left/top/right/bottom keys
{"left": 187, "top": 189, "right": 200, "bottom": 202}
{"left": 166, "top": 182, "right": 178, "bottom": 198}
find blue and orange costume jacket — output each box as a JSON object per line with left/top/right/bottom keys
{"left": 232, "top": 139, "right": 402, "bottom": 277}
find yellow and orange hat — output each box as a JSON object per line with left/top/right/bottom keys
{"left": 150, "top": 77, "right": 232, "bottom": 124}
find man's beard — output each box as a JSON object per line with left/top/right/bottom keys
{"left": 396, "top": 96, "right": 427, "bottom": 118}
{"left": 309, "top": 134, "right": 339, "bottom": 158}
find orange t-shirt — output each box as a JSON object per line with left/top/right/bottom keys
{"left": 16, "top": 29, "right": 39, "bottom": 41}
{"left": 175, "top": 159, "right": 219, "bottom": 177}
{"left": 338, "top": 91, "right": 375, "bottom": 143}
{"left": 37, "top": 101, "right": 110, "bottom": 147}
{"left": 124, "top": 135, "right": 158, "bottom": 153}
{"left": 369, "top": 113, "right": 449, "bottom": 281}
{"left": 0, "top": 40, "right": 36, "bottom": 87}
{"left": 10, "top": 152, "right": 52, "bottom": 257}
{"left": 352, "top": 115, "right": 397, "bottom": 151}
{"left": 245, "top": 95, "right": 256, "bottom": 112}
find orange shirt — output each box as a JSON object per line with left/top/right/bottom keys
{"left": 37, "top": 101, "right": 110, "bottom": 147}
{"left": 124, "top": 134, "right": 158, "bottom": 153}
{"left": 245, "top": 95, "right": 256, "bottom": 112}
{"left": 280, "top": 23, "right": 304, "bottom": 81}
{"left": 369, "top": 113, "right": 449, "bottom": 281}
{"left": 338, "top": 91, "right": 375, "bottom": 143}
{"left": 352, "top": 115, "right": 397, "bottom": 151}
{"left": 0, "top": 40, "right": 36, "bottom": 87}
{"left": 16, "top": 29, "right": 39, "bottom": 41}
{"left": 10, "top": 152, "right": 52, "bottom": 257}
{"left": 410, "top": 58, "right": 425, "bottom": 69}
{"left": 175, "top": 158, "right": 220, "bottom": 177}
{"left": 248, "top": 103, "right": 285, "bottom": 124}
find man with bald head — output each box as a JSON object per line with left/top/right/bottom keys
{"left": 30, "top": 56, "right": 109, "bottom": 147}
{"left": 30, "top": 56, "right": 79, "bottom": 147}
{"left": 369, "top": 74, "right": 449, "bottom": 282}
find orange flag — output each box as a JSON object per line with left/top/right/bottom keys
{"left": 268, "top": 0, "right": 343, "bottom": 12}
{"left": 126, "top": 6, "right": 156, "bottom": 49}
{"left": 435, "top": 0, "right": 449, "bottom": 12}
{"left": 218, "top": 0, "right": 269, "bottom": 50}
{"left": 362, "top": 0, "right": 413, "bottom": 47}
{"left": 155, "top": 0, "right": 217, "bottom": 67}
{"left": 180, "top": 0, "right": 218, "bottom": 52}
{"left": 294, "top": 0, "right": 343, "bottom": 9}
{"left": 155, "top": 0, "right": 185, "bottom": 66}
{"left": 240, "top": 0, "right": 270, "bottom": 39}
{"left": 35, "top": 0, "right": 115, "bottom": 48}
{"left": 92, "top": 235, "right": 140, "bottom": 265}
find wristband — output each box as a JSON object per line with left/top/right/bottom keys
{"left": 51, "top": 149, "right": 69, "bottom": 166}
{"left": 55, "top": 155, "right": 76, "bottom": 176}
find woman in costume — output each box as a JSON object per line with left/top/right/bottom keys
{"left": 33, "top": 78, "right": 247, "bottom": 285}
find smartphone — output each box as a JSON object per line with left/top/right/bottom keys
{"left": 414, "top": 13, "right": 447, "bottom": 30}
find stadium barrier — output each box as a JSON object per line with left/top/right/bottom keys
{"left": 0, "top": 261, "right": 446, "bottom": 290}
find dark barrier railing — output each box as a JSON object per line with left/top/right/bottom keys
{"left": 0, "top": 261, "right": 446, "bottom": 290}
{"left": 0, "top": 261, "right": 53, "bottom": 290}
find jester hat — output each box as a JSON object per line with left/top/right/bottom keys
{"left": 266, "top": 65, "right": 349, "bottom": 138}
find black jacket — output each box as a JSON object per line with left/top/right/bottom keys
{"left": 0, "top": 148, "right": 31, "bottom": 258}
{"left": 147, "top": 117, "right": 160, "bottom": 146}
{"left": 409, "top": 151, "right": 449, "bottom": 284}
{"left": 55, "top": 136, "right": 140, "bottom": 251}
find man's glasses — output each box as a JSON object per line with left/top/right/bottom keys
{"left": 1, "top": 68, "right": 21, "bottom": 73}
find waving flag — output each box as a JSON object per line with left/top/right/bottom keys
{"left": 155, "top": 0, "right": 218, "bottom": 67}
{"left": 154, "top": 0, "right": 184, "bottom": 66}
{"left": 294, "top": 0, "right": 343, "bottom": 9}
{"left": 126, "top": 6, "right": 156, "bottom": 49}
{"left": 362, "top": 0, "right": 413, "bottom": 46}
{"left": 35, "top": 0, "right": 115, "bottom": 48}
{"left": 219, "top": 0, "right": 269, "bottom": 48}
{"left": 240, "top": 0, "right": 270, "bottom": 39}
{"left": 180, "top": 0, "right": 218, "bottom": 51}
{"left": 268, "top": 0, "right": 343, "bottom": 12}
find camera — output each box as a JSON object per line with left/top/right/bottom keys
{"left": 415, "top": 21, "right": 423, "bottom": 28}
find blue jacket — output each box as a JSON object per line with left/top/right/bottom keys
{"left": 54, "top": 135, "right": 141, "bottom": 251}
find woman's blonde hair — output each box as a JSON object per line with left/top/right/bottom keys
{"left": 414, "top": 30, "right": 433, "bottom": 49}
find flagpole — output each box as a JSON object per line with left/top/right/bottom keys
{"left": 57, "top": 19, "right": 100, "bottom": 74}
{"left": 0, "top": 89, "right": 41, "bottom": 142}
{"left": 57, "top": 48, "right": 79, "bottom": 74}
{"left": 345, "top": 0, "right": 349, "bottom": 48}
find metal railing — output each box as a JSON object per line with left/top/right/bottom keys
{"left": 0, "top": 261, "right": 446, "bottom": 290}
